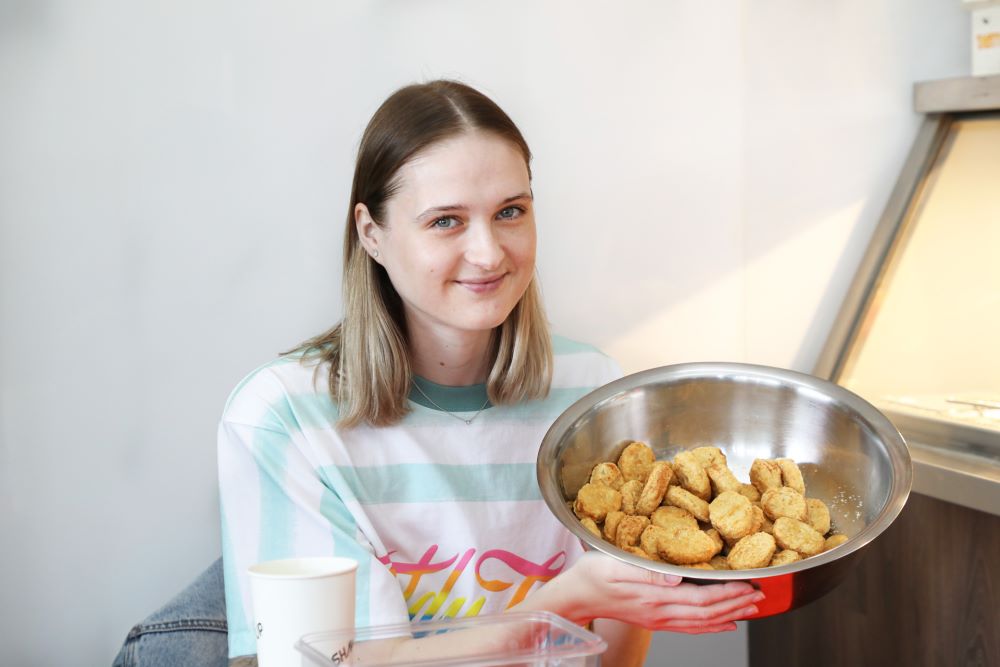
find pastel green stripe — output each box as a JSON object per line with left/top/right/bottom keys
{"left": 488, "top": 387, "right": 592, "bottom": 419}
{"left": 317, "top": 483, "right": 372, "bottom": 628}
{"left": 259, "top": 392, "right": 340, "bottom": 433}
{"left": 410, "top": 375, "right": 489, "bottom": 412}
{"left": 258, "top": 386, "right": 588, "bottom": 431}
{"left": 220, "top": 500, "right": 254, "bottom": 659}
{"left": 254, "top": 428, "right": 295, "bottom": 563}
{"left": 551, "top": 335, "right": 599, "bottom": 355}
{"left": 327, "top": 463, "right": 541, "bottom": 504}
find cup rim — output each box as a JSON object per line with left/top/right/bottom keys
{"left": 247, "top": 556, "right": 359, "bottom": 580}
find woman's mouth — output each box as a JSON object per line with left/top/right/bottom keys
{"left": 456, "top": 273, "right": 507, "bottom": 294}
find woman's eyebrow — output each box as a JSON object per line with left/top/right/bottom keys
{"left": 501, "top": 192, "right": 533, "bottom": 204}
{"left": 416, "top": 203, "right": 467, "bottom": 221}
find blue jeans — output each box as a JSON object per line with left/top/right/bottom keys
{"left": 112, "top": 559, "right": 229, "bottom": 667}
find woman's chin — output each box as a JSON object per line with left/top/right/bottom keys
{"left": 453, "top": 308, "right": 517, "bottom": 334}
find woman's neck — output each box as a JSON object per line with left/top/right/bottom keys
{"left": 407, "top": 324, "right": 493, "bottom": 386}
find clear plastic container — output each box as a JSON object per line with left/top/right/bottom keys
{"left": 295, "top": 611, "right": 606, "bottom": 667}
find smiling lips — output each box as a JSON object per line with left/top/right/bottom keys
{"left": 456, "top": 273, "right": 507, "bottom": 293}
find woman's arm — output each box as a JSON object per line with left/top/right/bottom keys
{"left": 370, "top": 553, "right": 759, "bottom": 665}
{"left": 514, "top": 551, "right": 761, "bottom": 631}
{"left": 227, "top": 552, "right": 757, "bottom": 667}
{"left": 513, "top": 551, "right": 762, "bottom": 665}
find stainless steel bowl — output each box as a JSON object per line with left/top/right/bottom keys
{"left": 537, "top": 362, "right": 912, "bottom": 617}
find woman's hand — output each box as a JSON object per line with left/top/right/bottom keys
{"left": 517, "top": 551, "right": 763, "bottom": 634}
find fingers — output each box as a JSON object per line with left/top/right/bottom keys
{"left": 637, "top": 568, "right": 683, "bottom": 587}
{"left": 608, "top": 581, "right": 761, "bottom": 627}
{"left": 572, "top": 552, "right": 765, "bottom": 632}
{"left": 661, "top": 622, "right": 739, "bottom": 634}
{"left": 668, "top": 581, "right": 758, "bottom": 605}
{"left": 657, "top": 594, "right": 761, "bottom": 624}
{"left": 612, "top": 579, "right": 759, "bottom": 611}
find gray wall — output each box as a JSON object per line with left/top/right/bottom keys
{"left": 0, "top": 1, "right": 967, "bottom": 665}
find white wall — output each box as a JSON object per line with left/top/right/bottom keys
{"left": 0, "top": 1, "right": 967, "bottom": 665}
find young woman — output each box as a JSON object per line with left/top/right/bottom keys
{"left": 218, "top": 80, "right": 763, "bottom": 667}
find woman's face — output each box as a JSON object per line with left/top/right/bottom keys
{"left": 358, "top": 131, "right": 536, "bottom": 339}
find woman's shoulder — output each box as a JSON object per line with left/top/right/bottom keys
{"left": 221, "top": 352, "right": 330, "bottom": 424}
{"left": 550, "top": 334, "right": 622, "bottom": 388}
{"left": 551, "top": 334, "right": 608, "bottom": 357}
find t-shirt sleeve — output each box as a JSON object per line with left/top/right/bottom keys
{"left": 218, "top": 412, "right": 409, "bottom": 658}
{"left": 550, "top": 334, "right": 624, "bottom": 391}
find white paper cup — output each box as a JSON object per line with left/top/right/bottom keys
{"left": 248, "top": 557, "right": 358, "bottom": 667}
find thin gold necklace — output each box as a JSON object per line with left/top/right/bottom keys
{"left": 411, "top": 381, "right": 491, "bottom": 425}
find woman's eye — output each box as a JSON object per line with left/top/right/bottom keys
{"left": 497, "top": 206, "right": 524, "bottom": 220}
{"left": 432, "top": 216, "right": 459, "bottom": 229}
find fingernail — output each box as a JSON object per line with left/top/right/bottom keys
{"left": 752, "top": 592, "right": 766, "bottom": 603}
{"left": 745, "top": 606, "right": 759, "bottom": 616}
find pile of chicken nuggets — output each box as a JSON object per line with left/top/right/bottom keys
{"left": 572, "top": 442, "right": 849, "bottom": 570}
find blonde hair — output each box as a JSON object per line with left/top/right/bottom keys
{"left": 296, "top": 81, "right": 553, "bottom": 427}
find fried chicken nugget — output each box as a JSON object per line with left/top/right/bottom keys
{"left": 635, "top": 461, "right": 672, "bottom": 515}
{"left": 776, "top": 458, "right": 806, "bottom": 495}
{"left": 673, "top": 451, "right": 712, "bottom": 500}
{"left": 622, "top": 545, "right": 660, "bottom": 562}
{"left": 687, "top": 562, "right": 714, "bottom": 571}
{"left": 615, "top": 515, "right": 650, "bottom": 549}
{"left": 704, "top": 528, "right": 725, "bottom": 556}
{"left": 769, "top": 549, "right": 802, "bottom": 567}
{"left": 659, "top": 528, "right": 719, "bottom": 565}
{"left": 640, "top": 525, "right": 672, "bottom": 557}
{"left": 727, "top": 532, "right": 777, "bottom": 570}
{"left": 721, "top": 532, "right": 740, "bottom": 552}
{"left": 824, "top": 534, "right": 849, "bottom": 551}
{"left": 738, "top": 483, "right": 761, "bottom": 503}
{"left": 603, "top": 510, "right": 625, "bottom": 542}
{"left": 709, "top": 491, "right": 755, "bottom": 542}
{"left": 573, "top": 482, "right": 623, "bottom": 522}
{"left": 773, "top": 517, "right": 825, "bottom": 556}
{"left": 620, "top": 479, "right": 643, "bottom": 515}
{"left": 690, "top": 446, "right": 727, "bottom": 468}
{"left": 706, "top": 462, "right": 743, "bottom": 496}
{"left": 664, "top": 485, "right": 710, "bottom": 522}
{"left": 709, "top": 555, "right": 731, "bottom": 570}
{"left": 761, "top": 486, "right": 808, "bottom": 522}
{"left": 758, "top": 507, "right": 774, "bottom": 535}
{"left": 589, "top": 462, "right": 625, "bottom": 490}
{"left": 579, "top": 517, "right": 601, "bottom": 539}
{"left": 650, "top": 505, "right": 699, "bottom": 532}
{"left": 805, "top": 498, "right": 831, "bottom": 535}
{"left": 618, "top": 441, "right": 656, "bottom": 483}
{"left": 749, "top": 504, "right": 765, "bottom": 535}
{"left": 750, "top": 459, "right": 784, "bottom": 493}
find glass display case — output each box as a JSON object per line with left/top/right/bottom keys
{"left": 816, "top": 75, "right": 1000, "bottom": 516}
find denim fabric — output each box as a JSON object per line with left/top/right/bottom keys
{"left": 112, "top": 559, "right": 229, "bottom": 667}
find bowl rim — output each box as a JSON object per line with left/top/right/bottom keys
{"left": 537, "top": 361, "right": 913, "bottom": 580}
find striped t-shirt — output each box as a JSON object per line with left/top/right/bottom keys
{"left": 218, "top": 335, "right": 620, "bottom": 658}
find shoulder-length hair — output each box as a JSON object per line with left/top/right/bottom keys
{"left": 297, "top": 80, "right": 552, "bottom": 427}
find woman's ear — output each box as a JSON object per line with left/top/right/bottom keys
{"left": 355, "top": 203, "right": 383, "bottom": 264}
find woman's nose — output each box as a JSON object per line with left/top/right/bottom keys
{"left": 464, "top": 221, "right": 504, "bottom": 269}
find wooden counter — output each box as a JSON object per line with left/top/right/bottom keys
{"left": 748, "top": 491, "right": 1000, "bottom": 666}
